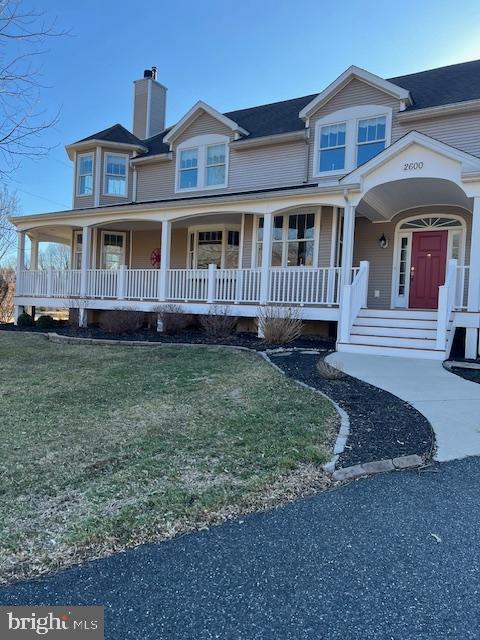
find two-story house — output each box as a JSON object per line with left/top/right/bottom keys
{"left": 12, "top": 60, "right": 480, "bottom": 359}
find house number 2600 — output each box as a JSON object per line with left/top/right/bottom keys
{"left": 403, "top": 161, "right": 424, "bottom": 171}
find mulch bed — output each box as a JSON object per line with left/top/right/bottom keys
{"left": 449, "top": 367, "right": 480, "bottom": 384}
{"left": 0, "top": 323, "right": 335, "bottom": 352}
{"left": 270, "top": 351, "right": 435, "bottom": 467}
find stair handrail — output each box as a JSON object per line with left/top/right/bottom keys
{"left": 338, "top": 261, "right": 369, "bottom": 343}
{"left": 436, "top": 258, "right": 458, "bottom": 350}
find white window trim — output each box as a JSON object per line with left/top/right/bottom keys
{"left": 390, "top": 213, "right": 466, "bottom": 309}
{"left": 103, "top": 152, "right": 129, "bottom": 198}
{"left": 313, "top": 105, "right": 392, "bottom": 178}
{"left": 100, "top": 230, "right": 127, "bottom": 269}
{"left": 186, "top": 223, "right": 241, "bottom": 269}
{"left": 175, "top": 134, "right": 229, "bottom": 193}
{"left": 76, "top": 152, "right": 94, "bottom": 197}
{"left": 252, "top": 211, "right": 321, "bottom": 268}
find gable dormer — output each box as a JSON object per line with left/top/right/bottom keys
{"left": 162, "top": 102, "right": 249, "bottom": 193}
{"left": 300, "top": 66, "right": 412, "bottom": 180}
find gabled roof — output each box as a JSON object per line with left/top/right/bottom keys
{"left": 163, "top": 101, "right": 250, "bottom": 145}
{"left": 70, "top": 59, "right": 480, "bottom": 162}
{"left": 299, "top": 65, "right": 412, "bottom": 120}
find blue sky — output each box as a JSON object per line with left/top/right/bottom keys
{"left": 10, "top": 0, "right": 480, "bottom": 215}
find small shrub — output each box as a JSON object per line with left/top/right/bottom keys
{"left": 98, "top": 310, "right": 144, "bottom": 334}
{"left": 316, "top": 359, "right": 345, "bottom": 380}
{"left": 17, "top": 312, "right": 35, "bottom": 328}
{"left": 36, "top": 315, "right": 55, "bottom": 330}
{"left": 154, "top": 304, "right": 191, "bottom": 335}
{"left": 199, "top": 305, "right": 237, "bottom": 339}
{"left": 257, "top": 305, "right": 302, "bottom": 345}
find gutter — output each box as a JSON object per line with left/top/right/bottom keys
{"left": 10, "top": 182, "right": 359, "bottom": 226}
{"left": 130, "top": 152, "right": 172, "bottom": 165}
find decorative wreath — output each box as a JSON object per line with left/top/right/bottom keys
{"left": 150, "top": 248, "right": 161, "bottom": 268}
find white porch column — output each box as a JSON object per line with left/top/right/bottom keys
{"left": 466, "top": 196, "right": 480, "bottom": 357}
{"left": 159, "top": 220, "right": 171, "bottom": 301}
{"left": 14, "top": 231, "right": 26, "bottom": 323}
{"left": 79, "top": 226, "right": 91, "bottom": 327}
{"left": 30, "top": 238, "right": 39, "bottom": 270}
{"left": 340, "top": 204, "right": 355, "bottom": 289}
{"left": 259, "top": 212, "right": 273, "bottom": 305}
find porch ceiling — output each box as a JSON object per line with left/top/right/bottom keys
{"left": 356, "top": 178, "right": 471, "bottom": 221}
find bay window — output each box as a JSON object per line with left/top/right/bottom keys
{"left": 176, "top": 135, "right": 228, "bottom": 191}
{"left": 104, "top": 153, "right": 127, "bottom": 196}
{"left": 77, "top": 153, "right": 93, "bottom": 196}
{"left": 255, "top": 213, "right": 318, "bottom": 267}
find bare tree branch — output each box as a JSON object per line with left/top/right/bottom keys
{"left": 0, "top": 184, "right": 17, "bottom": 264}
{"left": 0, "top": 0, "right": 65, "bottom": 176}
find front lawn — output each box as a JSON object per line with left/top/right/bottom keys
{"left": 0, "top": 334, "right": 336, "bottom": 582}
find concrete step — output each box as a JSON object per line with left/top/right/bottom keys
{"left": 348, "top": 334, "right": 438, "bottom": 349}
{"left": 351, "top": 325, "right": 438, "bottom": 339}
{"left": 358, "top": 309, "right": 438, "bottom": 321}
{"left": 337, "top": 342, "right": 446, "bottom": 360}
{"left": 353, "top": 316, "right": 438, "bottom": 330}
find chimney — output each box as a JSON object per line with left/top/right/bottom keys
{"left": 132, "top": 66, "right": 167, "bottom": 140}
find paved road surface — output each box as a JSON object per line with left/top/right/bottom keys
{"left": 1, "top": 458, "right": 480, "bottom": 639}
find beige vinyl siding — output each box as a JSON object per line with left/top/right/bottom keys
{"left": 170, "top": 228, "right": 188, "bottom": 268}
{"left": 242, "top": 215, "right": 254, "bottom": 268}
{"left": 353, "top": 206, "right": 472, "bottom": 309}
{"left": 394, "top": 111, "right": 480, "bottom": 158}
{"left": 318, "top": 206, "right": 334, "bottom": 268}
{"left": 130, "top": 229, "right": 162, "bottom": 268}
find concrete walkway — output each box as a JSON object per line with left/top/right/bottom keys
{"left": 325, "top": 352, "right": 480, "bottom": 461}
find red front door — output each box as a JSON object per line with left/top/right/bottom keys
{"left": 409, "top": 230, "right": 448, "bottom": 309}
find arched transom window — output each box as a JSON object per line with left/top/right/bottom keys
{"left": 399, "top": 217, "right": 463, "bottom": 230}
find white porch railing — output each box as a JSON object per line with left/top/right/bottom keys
{"left": 338, "top": 261, "right": 370, "bottom": 343}
{"left": 17, "top": 266, "right": 347, "bottom": 307}
{"left": 454, "top": 264, "right": 469, "bottom": 310}
{"left": 436, "top": 259, "right": 458, "bottom": 349}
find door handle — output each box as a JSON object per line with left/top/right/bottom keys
{"left": 410, "top": 266, "right": 415, "bottom": 281}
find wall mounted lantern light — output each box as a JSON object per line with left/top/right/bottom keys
{"left": 379, "top": 234, "right": 389, "bottom": 249}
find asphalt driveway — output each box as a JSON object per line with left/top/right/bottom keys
{"left": 2, "top": 458, "right": 480, "bottom": 639}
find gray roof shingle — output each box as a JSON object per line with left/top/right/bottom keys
{"left": 75, "top": 59, "right": 480, "bottom": 158}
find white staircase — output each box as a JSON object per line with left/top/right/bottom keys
{"left": 337, "top": 308, "right": 450, "bottom": 359}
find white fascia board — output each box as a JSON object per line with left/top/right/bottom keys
{"left": 163, "top": 100, "right": 250, "bottom": 145}
{"left": 299, "top": 65, "right": 412, "bottom": 120}
{"left": 130, "top": 152, "right": 172, "bottom": 165}
{"left": 230, "top": 130, "right": 306, "bottom": 150}
{"left": 340, "top": 131, "right": 480, "bottom": 185}
{"left": 65, "top": 140, "right": 147, "bottom": 160}
{"left": 397, "top": 98, "right": 480, "bottom": 122}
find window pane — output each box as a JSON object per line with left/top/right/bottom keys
{"left": 320, "top": 123, "right": 346, "bottom": 149}
{"left": 320, "top": 147, "right": 345, "bottom": 172}
{"left": 103, "top": 234, "right": 124, "bottom": 269}
{"left": 228, "top": 231, "right": 239, "bottom": 246}
{"left": 357, "top": 117, "right": 386, "bottom": 143}
{"left": 79, "top": 156, "right": 93, "bottom": 174}
{"left": 287, "top": 240, "right": 314, "bottom": 266}
{"left": 271, "top": 242, "right": 283, "bottom": 266}
{"left": 357, "top": 141, "right": 385, "bottom": 166}
{"left": 197, "top": 243, "right": 222, "bottom": 268}
{"left": 106, "top": 155, "right": 126, "bottom": 176}
{"left": 105, "top": 176, "right": 126, "bottom": 196}
{"left": 256, "top": 217, "right": 264, "bottom": 242}
{"left": 206, "top": 144, "right": 226, "bottom": 165}
{"left": 206, "top": 165, "right": 225, "bottom": 186}
{"left": 180, "top": 149, "right": 198, "bottom": 169}
{"left": 79, "top": 174, "right": 93, "bottom": 195}
{"left": 180, "top": 168, "right": 198, "bottom": 189}
{"left": 273, "top": 216, "right": 283, "bottom": 241}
